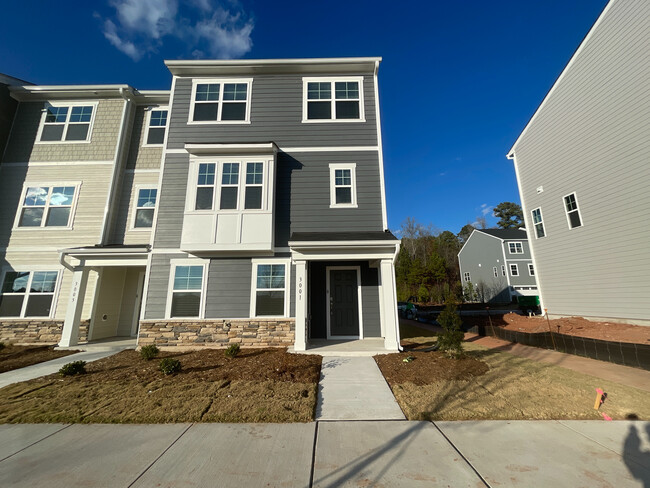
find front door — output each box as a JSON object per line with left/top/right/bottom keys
{"left": 328, "top": 268, "right": 360, "bottom": 337}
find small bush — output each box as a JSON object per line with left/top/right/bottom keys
{"left": 59, "top": 360, "right": 87, "bottom": 376}
{"left": 225, "top": 343, "right": 241, "bottom": 358}
{"left": 159, "top": 358, "right": 181, "bottom": 375}
{"left": 437, "top": 297, "right": 465, "bottom": 358}
{"left": 140, "top": 345, "right": 160, "bottom": 361}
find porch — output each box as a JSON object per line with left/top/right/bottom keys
{"left": 289, "top": 338, "right": 392, "bottom": 357}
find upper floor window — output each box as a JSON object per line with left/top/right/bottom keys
{"left": 528, "top": 264, "right": 535, "bottom": 276}
{"left": 463, "top": 272, "right": 471, "bottom": 282}
{"left": 508, "top": 242, "right": 523, "bottom": 254}
{"left": 189, "top": 79, "right": 252, "bottom": 124}
{"left": 329, "top": 163, "right": 357, "bottom": 208}
{"left": 510, "top": 264, "right": 519, "bottom": 276}
{"left": 501, "top": 265, "right": 506, "bottom": 276}
{"left": 16, "top": 184, "right": 79, "bottom": 229}
{"left": 194, "top": 160, "right": 266, "bottom": 211}
{"left": 0, "top": 270, "right": 59, "bottom": 318}
{"left": 132, "top": 188, "right": 157, "bottom": 229}
{"left": 493, "top": 267, "right": 498, "bottom": 278}
{"left": 564, "top": 193, "right": 583, "bottom": 229}
{"left": 38, "top": 103, "right": 96, "bottom": 143}
{"left": 144, "top": 108, "right": 168, "bottom": 146}
{"left": 303, "top": 77, "right": 365, "bottom": 122}
{"left": 531, "top": 208, "right": 545, "bottom": 238}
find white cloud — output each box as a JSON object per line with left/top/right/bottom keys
{"left": 480, "top": 203, "right": 494, "bottom": 216}
{"left": 103, "top": 19, "right": 142, "bottom": 61}
{"left": 193, "top": 8, "right": 254, "bottom": 59}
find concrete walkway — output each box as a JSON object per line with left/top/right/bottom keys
{"left": 316, "top": 357, "right": 405, "bottom": 420}
{"left": 1, "top": 420, "right": 648, "bottom": 487}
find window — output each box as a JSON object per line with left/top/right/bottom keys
{"left": 564, "top": 193, "right": 583, "bottom": 229}
{"left": 251, "top": 261, "right": 289, "bottom": 317}
{"left": 144, "top": 108, "right": 168, "bottom": 146}
{"left": 220, "top": 163, "right": 240, "bottom": 210}
{"left": 493, "top": 267, "right": 498, "bottom": 278}
{"left": 508, "top": 242, "right": 523, "bottom": 254}
{"left": 528, "top": 264, "right": 535, "bottom": 276}
{"left": 189, "top": 79, "right": 251, "bottom": 123}
{"left": 510, "top": 264, "right": 519, "bottom": 276}
{"left": 169, "top": 265, "right": 204, "bottom": 318}
{"left": 329, "top": 163, "right": 357, "bottom": 207}
{"left": 38, "top": 103, "right": 96, "bottom": 142}
{"left": 464, "top": 272, "right": 471, "bottom": 282}
{"left": 531, "top": 208, "right": 546, "bottom": 238}
{"left": 16, "top": 185, "right": 78, "bottom": 228}
{"left": 303, "top": 77, "right": 365, "bottom": 122}
{"left": 195, "top": 163, "right": 216, "bottom": 210}
{"left": 193, "top": 160, "right": 266, "bottom": 211}
{"left": 245, "top": 162, "right": 263, "bottom": 210}
{"left": 0, "top": 270, "right": 58, "bottom": 317}
{"left": 501, "top": 265, "right": 506, "bottom": 276}
{"left": 133, "top": 188, "right": 157, "bottom": 228}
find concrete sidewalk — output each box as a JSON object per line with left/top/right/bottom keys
{"left": 1, "top": 420, "right": 648, "bottom": 487}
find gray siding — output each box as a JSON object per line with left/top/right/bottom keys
{"left": 153, "top": 153, "right": 188, "bottom": 249}
{"left": 458, "top": 231, "right": 512, "bottom": 303}
{"left": 167, "top": 74, "right": 377, "bottom": 149}
{"left": 144, "top": 253, "right": 176, "bottom": 319}
{"left": 205, "top": 258, "right": 252, "bottom": 318}
{"left": 512, "top": 0, "right": 650, "bottom": 321}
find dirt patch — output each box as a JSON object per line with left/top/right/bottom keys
{"left": 0, "top": 348, "right": 321, "bottom": 423}
{"left": 464, "top": 313, "right": 650, "bottom": 344}
{"left": 375, "top": 351, "right": 489, "bottom": 385}
{"left": 0, "top": 345, "right": 79, "bottom": 373}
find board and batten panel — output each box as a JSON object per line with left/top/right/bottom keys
{"left": 126, "top": 105, "right": 164, "bottom": 170}
{"left": 512, "top": 0, "right": 650, "bottom": 321}
{"left": 205, "top": 258, "right": 252, "bottom": 318}
{"left": 3, "top": 99, "right": 124, "bottom": 163}
{"left": 111, "top": 170, "right": 160, "bottom": 245}
{"left": 166, "top": 74, "right": 377, "bottom": 149}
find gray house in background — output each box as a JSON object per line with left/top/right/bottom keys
{"left": 507, "top": 0, "right": 650, "bottom": 325}
{"left": 458, "top": 228, "right": 538, "bottom": 303}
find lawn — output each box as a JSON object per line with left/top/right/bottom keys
{"left": 0, "top": 344, "right": 79, "bottom": 373}
{"left": 0, "top": 348, "right": 321, "bottom": 423}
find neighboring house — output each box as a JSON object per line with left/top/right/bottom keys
{"left": 0, "top": 57, "right": 402, "bottom": 351}
{"left": 458, "top": 228, "right": 538, "bottom": 303}
{"left": 507, "top": 0, "right": 650, "bottom": 325}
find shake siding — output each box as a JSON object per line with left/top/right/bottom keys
{"left": 126, "top": 105, "right": 163, "bottom": 170}
{"left": 512, "top": 0, "right": 650, "bottom": 320}
{"left": 111, "top": 170, "right": 160, "bottom": 245}
{"left": 3, "top": 99, "right": 125, "bottom": 162}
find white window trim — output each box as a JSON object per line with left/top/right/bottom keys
{"left": 510, "top": 264, "right": 519, "bottom": 276}
{"left": 129, "top": 185, "right": 158, "bottom": 231}
{"left": 464, "top": 272, "right": 471, "bottom": 282}
{"left": 35, "top": 101, "right": 99, "bottom": 144}
{"left": 142, "top": 106, "right": 169, "bottom": 148}
{"left": 531, "top": 207, "right": 546, "bottom": 239}
{"left": 187, "top": 78, "right": 253, "bottom": 125}
{"left": 563, "top": 192, "right": 583, "bottom": 229}
{"left": 302, "top": 76, "right": 366, "bottom": 123}
{"left": 508, "top": 241, "right": 524, "bottom": 254}
{"left": 13, "top": 181, "right": 82, "bottom": 231}
{"left": 329, "top": 163, "right": 358, "bottom": 208}
{"left": 0, "top": 266, "right": 63, "bottom": 319}
{"left": 528, "top": 264, "right": 535, "bottom": 276}
{"left": 165, "top": 259, "right": 209, "bottom": 319}
{"left": 493, "top": 267, "right": 498, "bottom": 278}
{"left": 249, "top": 258, "right": 291, "bottom": 318}
{"left": 501, "top": 265, "right": 506, "bottom": 276}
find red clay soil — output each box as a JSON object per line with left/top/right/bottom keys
{"left": 464, "top": 313, "right": 650, "bottom": 344}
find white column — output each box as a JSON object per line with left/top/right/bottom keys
{"left": 59, "top": 267, "right": 89, "bottom": 347}
{"left": 380, "top": 259, "right": 400, "bottom": 351}
{"left": 294, "top": 260, "right": 307, "bottom": 351}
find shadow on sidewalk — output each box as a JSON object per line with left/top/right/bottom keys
{"left": 623, "top": 422, "right": 650, "bottom": 487}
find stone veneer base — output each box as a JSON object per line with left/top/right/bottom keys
{"left": 0, "top": 320, "right": 89, "bottom": 345}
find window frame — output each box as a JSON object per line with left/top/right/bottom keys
{"left": 142, "top": 106, "right": 169, "bottom": 147}
{"left": 563, "top": 192, "right": 583, "bottom": 229}
{"left": 165, "top": 259, "right": 209, "bottom": 319}
{"left": 329, "top": 163, "right": 358, "bottom": 208}
{"left": 501, "top": 265, "right": 506, "bottom": 276}
{"left": 528, "top": 264, "right": 535, "bottom": 276}
{"left": 302, "top": 76, "right": 366, "bottom": 123}
{"left": 130, "top": 185, "right": 158, "bottom": 231}
{"left": 510, "top": 264, "right": 519, "bottom": 277}
{"left": 493, "top": 267, "right": 498, "bottom": 278}
{"left": 463, "top": 272, "right": 471, "bottom": 282}
{"left": 0, "top": 267, "right": 62, "bottom": 319}
{"left": 187, "top": 78, "right": 253, "bottom": 125}
{"left": 35, "top": 101, "right": 98, "bottom": 144}
{"left": 531, "top": 207, "right": 546, "bottom": 238}
{"left": 508, "top": 242, "right": 524, "bottom": 254}
{"left": 13, "top": 182, "right": 82, "bottom": 231}
{"left": 249, "top": 259, "right": 291, "bottom": 318}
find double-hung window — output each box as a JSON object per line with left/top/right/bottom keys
{"left": 251, "top": 261, "right": 289, "bottom": 317}
{"left": 510, "top": 264, "right": 519, "bottom": 276}
{"left": 169, "top": 264, "right": 205, "bottom": 318}
{"left": 531, "top": 208, "right": 546, "bottom": 238}
{"left": 16, "top": 185, "right": 78, "bottom": 228}
{"left": 0, "top": 270, "right": 59, "bottom": 318}
{"left": 303, "top": 77, "right": 364, "bottom": 122}
{"left": 133, "top": 188, "right": 157, "bottom": 228}
{"left": 193, "top": 161, "right": 266, "bottom": 211}
{"left": 190, "top": 80, "right": 251, "bottom": 123}
{"left": 245, "top": 162, "right": 263, "bottom": 210}
{"left": 144, "top": 108, "right": 168, "bottom": 145}
{"left": 220, "top": 163, "right": 240, "bottom": 210}
{"left": 493, "top": 267, "right": 498, "bottom": 278}
{"left": 528, "top": 264, "right": 535, "bottom": 276}
{"left": 329, "top": 163, "right": 357, "bottom": 207}
{"left": 501, "top": 265, "right": 506, "bottom": 276}
{"left": 463, "top": 272, "right": 471, "bottom": 282}
{"left": 508, "top": 242, "right": 523, "bottom": 254}
{"left": 195, "top": 163, "right": 216, "bottom": 210}
{"left": 38, "top": 103, "right": 96, "bottom": 142}
{"left": 564, "top": 193, "right": 583, "bottom": 229}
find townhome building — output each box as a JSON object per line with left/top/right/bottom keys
{"left": 507, "top": 0, "right": 649, "bottom": 325}
{"left": 0, "top": 57, "right": 402, "bottom": 352}
{"left": 458, "top": 228, "right": 538, "bottom": 303}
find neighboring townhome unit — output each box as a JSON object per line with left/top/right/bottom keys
{"left": 507, "top": 0, "right": 650, "bottom": 325}
{"left": 458, "top": 228, "right": 537, "bottom": 303}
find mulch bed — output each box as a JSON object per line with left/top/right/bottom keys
{"left": 0, "top": 345, "right": 78, "bottom": 373}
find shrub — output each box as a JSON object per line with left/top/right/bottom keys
{"left": 159, "top": 358, "right": 181, "bottom": 375}
{"left": 140, "top": 344, "right": 160, "bottom": 361}
{"left": 437, "top": 297, "right": 464, "bottom": 358}
{"left": 225, "top": 343, "right": 240, "bottom": 358}
{"left": 59, "top": 360, "right": 87, "bottom": 376}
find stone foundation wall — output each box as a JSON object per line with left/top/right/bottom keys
{"left": 138, "top": 319, "right": 295, "bottom": 348}
{"left": 0, "top": 320, "right": 89, "bottom": 345}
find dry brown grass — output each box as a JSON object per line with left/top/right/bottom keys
{"left": 0, "top": 345, "right": 78, "bottom": 373}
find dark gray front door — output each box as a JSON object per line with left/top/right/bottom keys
{"left": 329, "top": 269, "right": 359, "bottom": 337}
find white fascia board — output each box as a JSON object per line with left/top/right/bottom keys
{"left": 60, "top": 247, "right": 150, "bottom": 255}
{"left": 184, "top": 142, "right": 278, "bottom": 156}
{"left": 288, "top": 240, "right": 398, "bottom": 248}
{"left": 133, "top": 90, "right": 170, "bottom": 104}
{"left": 10, "top": 85, "right": 135, "bottom": 101}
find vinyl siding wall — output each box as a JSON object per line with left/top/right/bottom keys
{"left": 126, "top": 105, "right": 164, "bottom": 170}
{"left": 512, "top": 0, "right": 650, "bottom": 321}
{"left": 458, "top": 232, "right": 511, "bottom": 303}
{"left": 111, "top": 170, "right": 160, "bottom": 245}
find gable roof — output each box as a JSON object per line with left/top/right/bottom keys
{"left": 476, "top": 228, "right": 529, "bottom": 240}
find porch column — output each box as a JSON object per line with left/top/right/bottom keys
{"left": 294, "top": 260, "right": 307, "bottom": 351}
{"left": 59, "top": 266, "right": 89, "bottom": 347}
{"left": 379, "top": 259, "right": 400, "bottom": 351}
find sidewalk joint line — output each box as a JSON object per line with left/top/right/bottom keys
{"left": 308, "top": 421, "right": 319, "bottom": 488}
{"left": 0, "top": 424, "right": 72, "bottom": 463}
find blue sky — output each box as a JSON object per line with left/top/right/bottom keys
{"left": 0, "top": 0, "right": 608, "bottom": 234}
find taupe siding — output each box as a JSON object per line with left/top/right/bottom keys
{"left": 126, "top": 105, "right": 163, "bottom": 170}
{"left": 166, "top": 74, "right": 377, "bottom": 149}
{"left": 205, "top": 258, "right": 252, "bottom": 318}
{"left": 512, "top": 0, "right": 650, "bottom": 320}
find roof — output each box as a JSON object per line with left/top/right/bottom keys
{"left": 289, "top": 231, "right": 398, "bottom": 242}
{"left": 476, "top": 228, "right": 529, "bottom": 240}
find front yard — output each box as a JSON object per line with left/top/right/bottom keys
{"left": 0, "top": 344, "right": 79, "bottom": 373}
